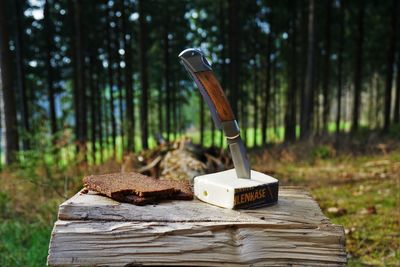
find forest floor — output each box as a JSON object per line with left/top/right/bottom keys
{"left": 0, "top": 134, "right": 399, "bottom": 266}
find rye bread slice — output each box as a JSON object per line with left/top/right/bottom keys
{"left": 83, "top": 172, "right": 193, "bottom": 205}
{"left": 164, "top": 180, "right": 194, "bottom": 200}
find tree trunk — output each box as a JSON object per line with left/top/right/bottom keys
{"left": 89, "top": 56, "right": 97, "bottom": 163}
{"left": 44, "top": 0, "right": 58, "bottom": 136}
{"left": 96, "top": 65, "right": 104, "bottom": 163}
{"left": 383, "top": 0, "right": 398, "bottom": 132}
{"left": 164, "top": 6, "right": 171, "bottom": 142}
{"left": 73, "top": 0, "right": 87, "bottom": 158}
{"left": 219, "top": 0, "right": 226, "bottom": 147}
{"left": 300, "top": 0, "right": 315, "bottom": 140}
{"left": 394, "top": 56, "right": 400, "bottom": 123}
{"left": 336, "top": 0, "right": 345, "bottom": 135}
{"left": 252, "top": 29, "right": 259, "bottom": 147}
{"left": 322, "top": 0, "right": 332, "bottom": 132}
{"left": 272, "top": 54, "right": 278, "bottom": 137}
{"left": 261, "top": 18, "right": 272, "bottom": 146}
{"left": 139, "top": 0, "right": 149, "bottom": 149}
{"left": 14, "top": 0, "right": 30, "bottom": 150}
{"left": 284, "top": 2, "right": 297, "bottom": 143}
{"left": 199, "top": 97, "right": 205, "bottom": 146}
{"left": 105, "top": 2, "right": 117, "bottom": 156}
{"left": 252, "top": 59, "right": 259, "bottom": 147}
{"left": 121, "top": 0, "right": 135, "bottom": 152}
{"left": 228, "top": 0, "right": 239, "bottom": 117}
{"left": 0, "top": 0, "right": 19, "bottom": 164}
{"left": 114, "top": 2, "right": 124, "bottom": 151}
{"left": 351, "top": 0, "right": 365, "bottom": 133}
{"left": 172, "top": 76, "right": 178, "bottom": 139}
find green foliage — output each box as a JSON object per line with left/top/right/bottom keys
{"left": 0, "top": 192, "right": 11, "bottom": 218}
{"left": 388, "top": 123, "right": 400, "bottom": 138}
{"left": 260, "top": 150, "right": 400, "bottom": 266}
{"left": 312, "top": 145, "right": 335, "bottom": 160}
{"left": 0, "top": 220, "right": 52, "bottom": 267}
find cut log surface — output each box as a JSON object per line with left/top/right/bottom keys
{"left": 48, "top": 187, "right": 347, "bottom": 266}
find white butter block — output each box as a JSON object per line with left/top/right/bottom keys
{"left": 194, "top": 169, "right": 279, "bottom": 209}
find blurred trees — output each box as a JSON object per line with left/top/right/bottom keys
{"left": 0, "top": 0, "right": 398, "bottom": 165}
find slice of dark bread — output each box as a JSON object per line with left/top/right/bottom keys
{"left": 83, "top": 172, "right": 193, "bottom": 205}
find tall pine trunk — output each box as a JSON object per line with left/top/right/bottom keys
{"left": 44, "top": 0, "right": 58, "bottom": 136}
{"left": 219, "top": 0, "right": 226, "bottom": 147}
{"left": 96, "top": 65, "right": 104, "bottom": 162}
{"left": 164, "top": 5, "right": 171, "bottom": 142}
{"left": 383, "top": 0, "right": 398, "bottom": 132}
{"left": 351, "top": 0, "right": 365, "bottom": 133}
{"left": 336, "top": 0, "right": 345, "bottom": 135}
{"left": 284, "top": 2, "right": 297, "bottom": 143}
{"left": 199, "top": 97, "right": 205, "bottom": 146}
{"left": 0, "top": 0, "right": 19, "bottom": 164}
{"left": 300, "top": 0, "right": 315, "bottom": 139}
{"left": 228, "top": 0, "right": 239, "bottom": 117}
{"left": 121, "top": 0, "right": 135, "bottom": 152}
{"left": 262, "top": 12, "right": 272, "bottom": 145}
{"left": 14, "top": 0, "right": 30, "bottom": 150}
{"left": 114, "top": 2, "right": 124, "bottom": 151}
{"left": 105, "top": 2, "right": 117, "bottom": 156}
{"left": 322, "top": 0, "right": 332, "bottom": 132}
{"left": 139, "top": 0, "right": 149, "bottom": 149}
{"left": 73, "top": 0, "right": 87, "bottom": 158}
{"left": 394, "top": 57, "right": 400, "bottom": 123}
{"left": 89, "top": 55, "right": 97, "bottom": 163}
{"left": 252, "top": 56, "right": 259, "bottom": 147}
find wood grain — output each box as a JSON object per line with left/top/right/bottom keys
{"left": 195, "top": 71, "right": 235, "bottom": 121}
{"left": 48, "top": 187, "right": 347, "bottom": 266}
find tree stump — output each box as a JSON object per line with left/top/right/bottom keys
{"left": 47, "top": 187, "right": 346, "bottom": 266}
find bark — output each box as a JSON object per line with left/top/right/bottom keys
{"left": 96, "top": 65, "right": 104, "bottom": 163}
{"left": 336, "top": 0, "right": 345, "bottom": 135}
{"left": 261, "top": 20, "right": 272, "bottom": 146}
{"left": 139, "top": 0, "right": 149, "bottom": 149}
{"left": 44, "top": 0, "right": 58, "bottom": 136}
{"left": 164, "top": 6, "right": 171, "bottom": 142}
{"left": 14, "top": 0, "right": 30, "bottom": 149}
{"left": 199, "top": 97, "right": 205, "bottom": 146}
{"left": 105, "top": 2, "right": 117, "bottom": 156}
{"left": 300, "top": 0, "right": 315, "bottom": 139}
{"left": 228, "top": 0, "right": 239, "bottom": 117}
{"left": 383, "top": 0, "right": 398, "bottom": 132}
{"left": 121, "top": 0, "right": 135, "bottom": 152}
{"left": 73, "top": 0, "right": 87, "bottom": 157}
{"left": 252, "top": 31, "right": 259, "bottom": 147}
{"left": 157, "top": 78, "right": 163, "bottom": 137}
{"left": 394, "top": 56, "right": 400, "bottom": 123}
{"left": 114, "top": 2, "right": 124, "bottom": 150}
{"left": 68, "top": 0, "right": 79, "bottom": 153}
{"left": 219, "top": 0, "right": 226, "bottom": 147}
{"left": 172, "top": 76, "right": 177, "bottom": 139}
{"left": 0, "top": 0, "right": 19, "bottom": 163}
{"left": 89, "top": 56, "right": 96, "bottom": 163}
{"left": 322, "top": 0, "right": 332, "bottom": 132}
{"left": 284, "top": 2, "right": 297, "bottom": 143}
{"left": 351, "top": 0, "right": 365, "bottom": 133}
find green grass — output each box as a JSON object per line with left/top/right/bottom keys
{"left": 0, "top": 220, "right": 52, "bottom": 267}
{"left": 257, "top": 151, "right": 400, "bottom": 266}
{"left": 1, "top": 126, "right": 398, "bottom": 266}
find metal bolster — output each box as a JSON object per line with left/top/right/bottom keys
{"left": 178, "top": 48, "right": 212, "bottom": 73}
{"left": 221, "top": 120, "right": 240, "bottom": 139}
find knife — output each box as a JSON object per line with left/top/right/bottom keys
{"left": 179, "top": 48, "right": 251, "bottom": 179}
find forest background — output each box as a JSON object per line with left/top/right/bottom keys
{"left": 0, "top": 0, "right": 399, "bottom": 266}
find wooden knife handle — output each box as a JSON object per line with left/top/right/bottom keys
{"left": 179, "top": 48, "right": 235, "bottom": 126}
{"left": 194, "top": 71, "right": 235, "bottom": 122}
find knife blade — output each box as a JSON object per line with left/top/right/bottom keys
{"left": 179, "top": 48, "right": 251, "bottom": 179}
